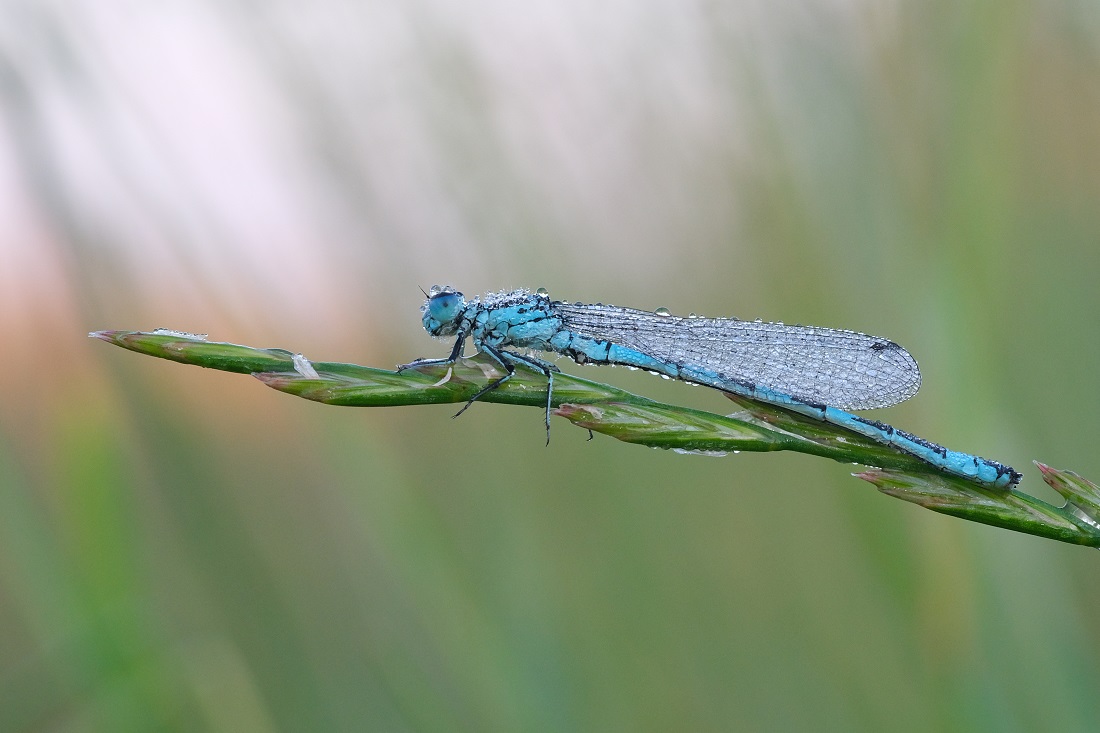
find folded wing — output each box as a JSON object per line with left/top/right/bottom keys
{"left": 555, "top": 303, "right": 921, "bottom": 410}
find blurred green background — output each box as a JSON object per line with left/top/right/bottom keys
{"left": 3, "top": 1, "right": 1100, "bottom": 730}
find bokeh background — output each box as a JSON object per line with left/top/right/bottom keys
{"left": 3, "top": 0, "right": 1100, "bottom": 730}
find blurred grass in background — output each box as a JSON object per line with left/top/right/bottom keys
{"left": 2, "top": 0, "right": 1100, "bottom": 730}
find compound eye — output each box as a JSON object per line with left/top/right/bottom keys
{"left": 427, "top": 291, "right": 463, "bottom": 324}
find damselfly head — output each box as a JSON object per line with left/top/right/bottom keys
{"left": 422, "top": 286, "right": 465, "bottom": 337}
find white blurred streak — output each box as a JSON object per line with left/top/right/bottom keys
{"left": 437, "top": 1, "right": 747, "bottom": 265}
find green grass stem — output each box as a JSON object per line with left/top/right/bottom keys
{"left": 91, "top": 329, "right": 1100, "bottom": 547}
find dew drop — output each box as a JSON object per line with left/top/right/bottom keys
{"left": 152, "top": 328, "right": 208, "bottom": 340}
{"left": 655, "top": 307, "right": 672, "bottom": 317}
{"left": 536, "top": 287, "right": 549, "bottom": 297}
{"left": 688, "top": 312, "right": 698, "bottom": 319}
{"left": 673, "top": 449, "right": 729, "bottom": 457}
{"left": 429, "top": 284, "right": 443, "bottom": 296}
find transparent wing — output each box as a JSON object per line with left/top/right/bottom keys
{"left": 555, "top": 303, "right": 921, "bottom": 410}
